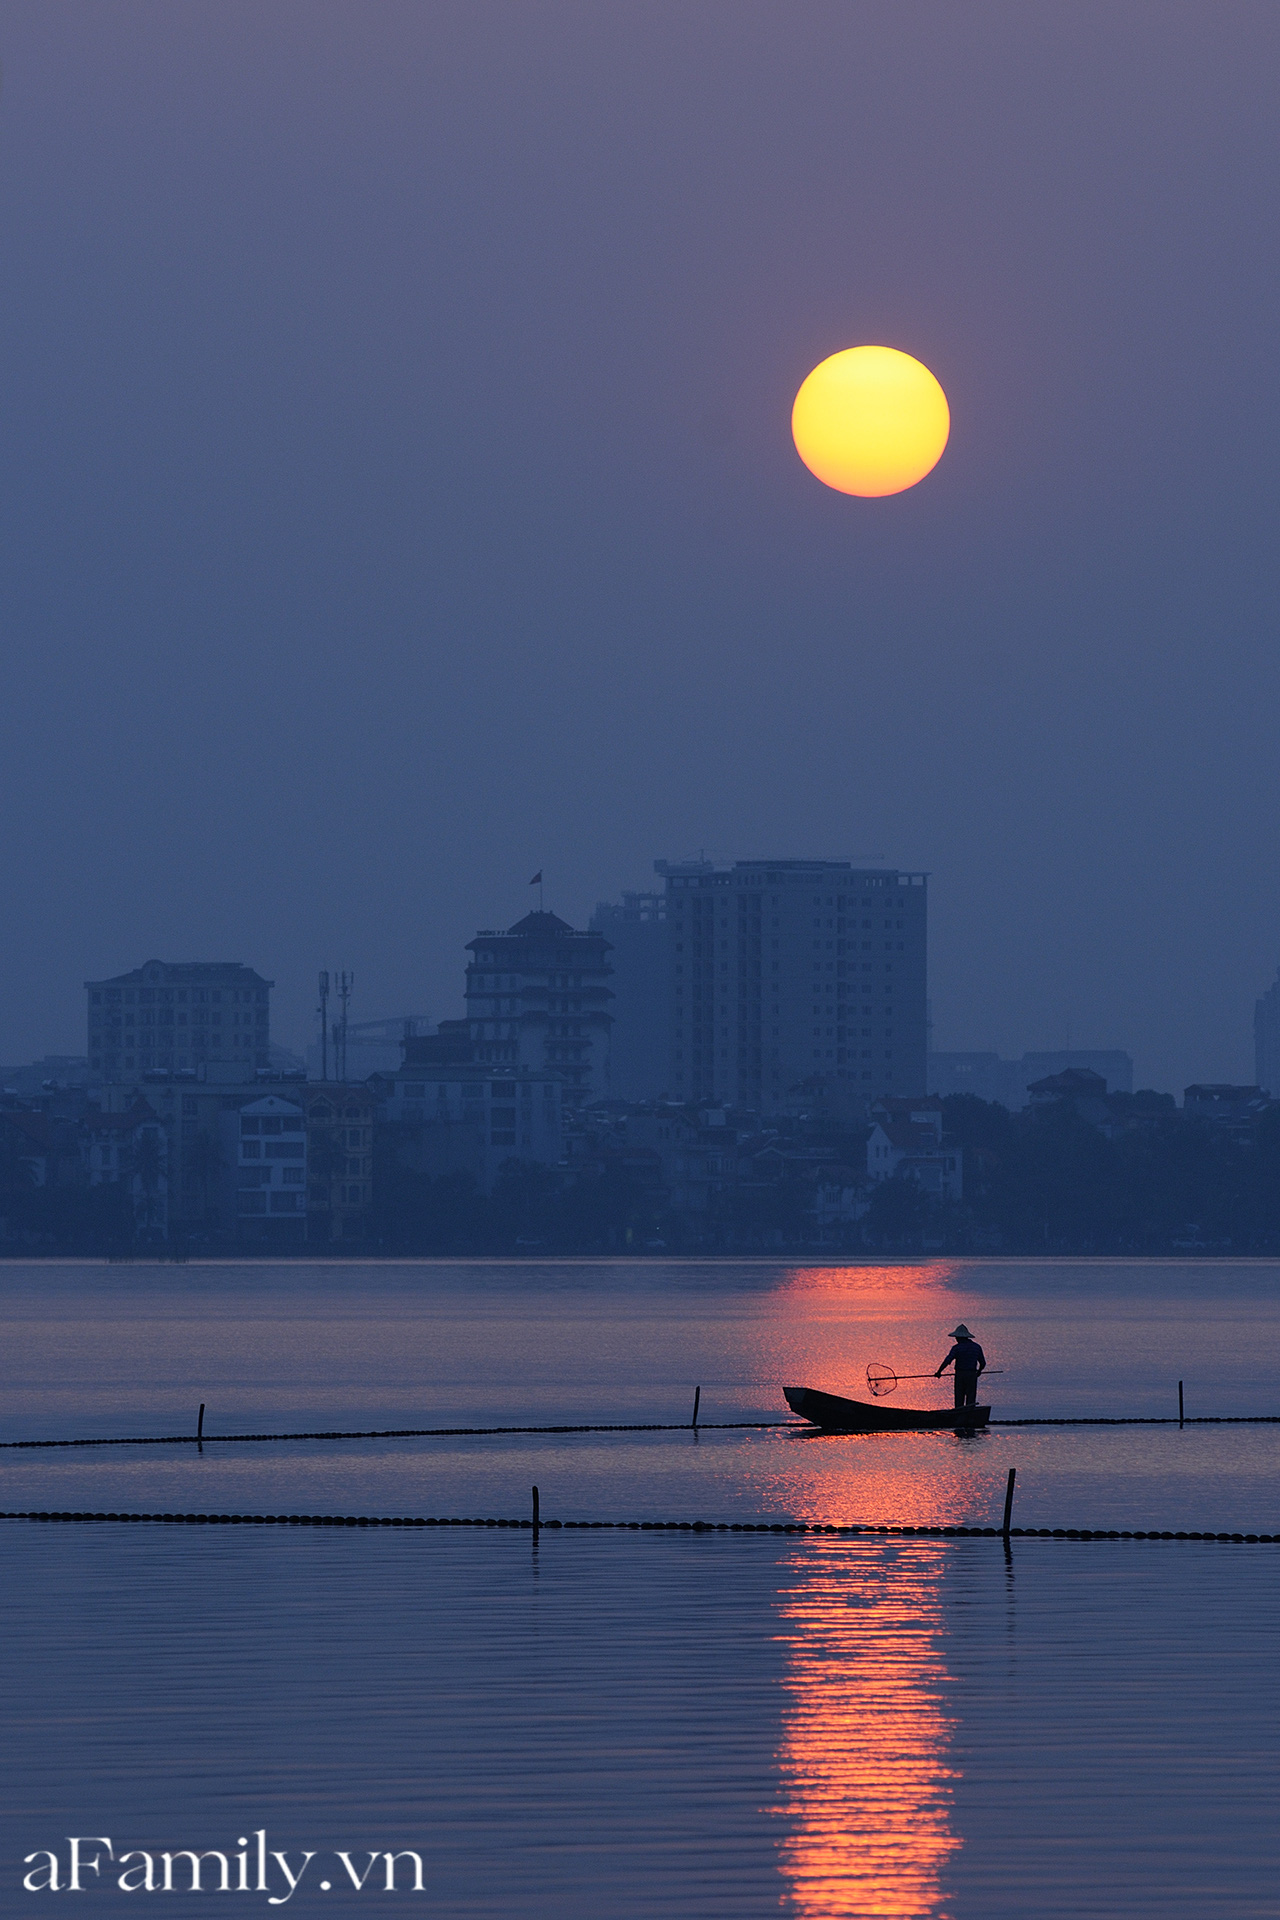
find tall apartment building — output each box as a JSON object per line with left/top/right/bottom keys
{"left": 86, "top": 960, "right": 272, "bottom": 1083}
{"left": 464, "top": 911, "right": 613, "bottom": 1110}
{"left": 589, "top": 891, "right": 670, "bottom": 1101}
{"left": 1255, "top": 966, "right": 1280, "bottom": 1096}
{"left": 656, "top": 859, "right": 928, "bottom": 1111}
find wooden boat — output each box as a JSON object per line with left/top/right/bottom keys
{"left": 784, "top": 1386, "right": 991, "bottom": 1433}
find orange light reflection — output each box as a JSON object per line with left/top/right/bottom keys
{"left": 776, "top": 1264, "right": 961, "bottom": 1297}
{"left": 774, "top": 1543, "right": 959, "bottom": 1918}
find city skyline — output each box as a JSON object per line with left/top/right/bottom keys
{"left": 5, "top": 853, "right": 1272, "bottom": 1098}
{"left": 0, "top": 7, "right": 1277, "bottom": 1097}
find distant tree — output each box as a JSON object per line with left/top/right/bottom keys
{"left": 129, "top": 1128, "right": 166, "bottom": 1235}
{"left": 184, "top": 1131, "right": 223, "bottom": 1224}
{"left": 865, "top": 1173, "right": 933, "bottom": 1243}
{"left": 939, "top": 1095, "right": 1018, "bottom": 1157}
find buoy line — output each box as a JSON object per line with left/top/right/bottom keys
{"left": 1, "top": 1413, "right": 1277, "bottom": 1451}
{"left": 0, "top": 1509, "right": 1274, "bottom": 1543}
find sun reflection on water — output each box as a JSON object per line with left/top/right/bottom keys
{"left": 774, "top": 1543, "right": 959, "bottom": 1918}
{"left": 776, "top": 1264, "right": 961, "bottom": 1298}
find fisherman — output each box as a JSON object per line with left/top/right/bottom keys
{"left": 935, "top": 1324, "right": 987, "bottom": 1409}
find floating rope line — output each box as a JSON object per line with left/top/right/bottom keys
{"left": 991, "top": 1415, "right": 1280, "bottom": 1426}
{"left": 1, "top": 1413, "right": 1278, "bottom": 1450}
{"left": 0, "top": 1420, "right": 798, "bottom": 1451}
{"left": 0, "top": 1508, "right": 1274, "bottom": 1543}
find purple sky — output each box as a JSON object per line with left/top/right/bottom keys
{"left": 0, "top": 2, "right": 1277, "bottom": 1089}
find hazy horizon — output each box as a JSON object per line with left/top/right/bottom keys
{"left": 2, "top": 3, "right": 1278, "bottom": 1092}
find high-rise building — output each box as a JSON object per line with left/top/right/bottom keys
{"left": 656, "top": 859, "right": 928, "bottom": 1111}
{"left": 589, "top": 891, "right": 670, "bottom": 1101}
{"left": 1255, "top": 967, "right": 1280, "bottom": 1096}
{"left": 464, "top": 912, "right": 613, "bottom": 1111}
{"left": 86, "top": 960, "right": 272, "bottom": 1083}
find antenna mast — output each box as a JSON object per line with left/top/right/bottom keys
{"left": 317, "top": 972, "right": 330, "bottom": 1081}
{"left": 336, "top": 971, "right": 354, "bottom": 1082}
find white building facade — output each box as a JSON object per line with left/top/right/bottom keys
{"left": 224, "top": 1095, "right": 307, "bottom": 1236}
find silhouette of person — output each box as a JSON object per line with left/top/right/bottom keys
{"left": 936, "top": 1324, "right": 986, "bottom": 1408}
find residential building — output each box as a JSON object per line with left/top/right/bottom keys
{"left": 86, "top": 960, "right": 272, "bottom": 1083}
{"left": 1, "top": 1107, "right": 84, "bottom": 1192}
{"left": 1026, "top": 1068, "right": 1112, "bottom": 1126}
{"left": 94, "top": 1064, "right": 302, "bottom": 1234}
{"left": 1183, "top": 1084, "right": 1272, "bottom": 1127}
{"left": 1255, "top": 967, "right": 1280, "bottom": 1095}
{"left": 83, "top": 1099, "right": 169, "bottom": 1240}
{"left": 589, "top": 892, "right": 670, "bottom": 1101}
{"left": 0, "top": 1056, "right": 89, "bottom": 1098}
{"left": 655, "top": 858, "right": 928, "bottom": 1113}
{"left": 623, "top": 1106, "right": 738, "bottom": 1215}
{"left": 298, "top": 1082, "right": 375, "bottom": 1241}
{"left": 464, "top": 912, "right": 613, "bottom": 1111}
{"left": 376, "top": 1030, "right": 564, "bottom": 1195}
{"left": 222, "top": 1095, "right": 306, "bottom": 1242}
{"left": 865, "top": 1095, "right": 962, "bottom": 1201}
{"left": 928, "top": 1048, "right": 1134, "bottom": 1110}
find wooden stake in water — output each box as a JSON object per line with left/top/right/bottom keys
{"left": 1001, "top": 1466, "right": 1017, "bottom": 1537}
{"left": 197, "top": 1403, "right": 205, "bottom": 1443}
{"left": 1179, "top": 1380, "right": 1184, "bottom": 1429}
{"left": 692, "top": 1386, "right": 700, "bottom": 1429}
{"left": 532, "top": 1485, "right": 540, "bottom": 1529}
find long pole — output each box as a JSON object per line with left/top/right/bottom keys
{"left": 1001, "top": 1466, "right": 1017, "bottom": 1537}
{"left": 1179, "top": 1380, "right": 1184, "bottom": 1429}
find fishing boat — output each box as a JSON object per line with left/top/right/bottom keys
{"left": 784, "top": 1386, "right": 991, "bottom": 1433}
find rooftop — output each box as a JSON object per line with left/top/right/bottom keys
{"left": 85, "top": 959, "right": 274, "bottom": 988}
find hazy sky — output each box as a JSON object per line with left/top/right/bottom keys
{"left": 1, "top": 2, "right": 1277, "bottom": 1090}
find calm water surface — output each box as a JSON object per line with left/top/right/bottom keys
{"left": 1, "top": 1259, "right": 1276, "bottom": 1916}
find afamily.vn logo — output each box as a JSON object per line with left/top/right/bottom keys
{"left": 22, "top": 1833, "right": 425, "bottom": 1900}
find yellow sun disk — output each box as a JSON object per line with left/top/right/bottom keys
{"left": 791, "top": 346, "right": 950, "bottom": 497}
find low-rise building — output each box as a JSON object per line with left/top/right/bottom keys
{"left": 298, "top": 1083, "right": 375, "bottom": 1242}
{"left": 83, "top": 1099, "right": 169, "bottom": 1240}
{"left": 1182, "top": 1085, "right": 1275, "bottom": 1136}
{"left": 928, "top": 1049, "right": 1135, "bottom": 1110}
{"left": 866, "top": 1096, "right": 962, "bottom": 1201}
{"left": 222, "top": 1095, "right": 307, "bottom": 1241}
{"left": 375, "top": 1031, "right": 563, "bottom": 1196}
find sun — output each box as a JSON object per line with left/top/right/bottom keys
{"left": 791, "top": 345, "right": 949, "bottom": 497}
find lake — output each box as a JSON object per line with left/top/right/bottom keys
{"left": 1, "top": 1258, "right": 1276, "bottom": 1916}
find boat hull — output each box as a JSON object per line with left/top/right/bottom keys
{"left": 784, "top": 1386, "right": 991, "bottom": 1433}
